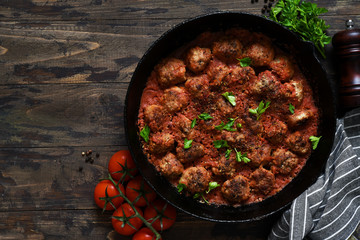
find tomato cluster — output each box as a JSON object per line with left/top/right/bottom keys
{"left": 93, "top": 150, "right": 177, "bottom": 239}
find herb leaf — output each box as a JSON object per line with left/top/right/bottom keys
{"left": 235, "top": 148, "right": 251, "bottom": 163}
{"left": 249, "top": 100, "right": 271, "bottom": 120}
{"left": 213, "top": 140, "right": 229, "bottom": 149}
{"left": 215, "top": 118, "right": 237, "bottom": 132}
{"left": 222, "top": 92, "right": 236, "bottom": 107}
{"left": 177, "top": 183, "right": 186, "bottom": 192}
{"left": 225, "top": 149, "right": 232, "bottom": 159}
{"left": 140, "top": 125, "right": 150, "bottom": 142}
{"left": 184, "top": 138, "right": 193, "bottom": 149}
{"left": 238, "top": 57, "right": 252, "bottom": 67}
{"left": 268, "top": 0, "right": 331, "bottom": 58}
{"left": 198, "top": 113, "right": 213, "bottom": 120}
{"left": 289, "top": 103, "right": 295, "bottom": 114}
{"left": 206, "top": 182, "right": 221, "bottom": 194}
{"left": 309, "top": 136, "right": 322, "bottom": 150}
{"left": 191, "top": 118, "right": 197, "bottom": 128}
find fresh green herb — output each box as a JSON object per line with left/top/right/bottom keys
{"left": 193, "top": 192, "right": 209, "bottom": 204}
{"left": 235, "top": 148, "right": 251, "bottom": 163}
{"left": 237, "top": 123, "right": 243, "bottom": 129}
{"left": 206, "top": 182, "right": 221, "bottom": 194}
{"left": 177, "top": 183, "right": 186, "bottom": 193}
{"left": 213, "top": 140, "right": 230, "bottom": 149}
{"left": 184, "top": 138, "right": 193, "bottom": 149}
{"left": 140, "top": 125, "right": 150, "bottom": 142}
{"left": 268, "top": 0, "right": 331, "bottom": 58}
{"left": 237, "top": 57, "right": 252, "bottom": 67}
{"left": 191, "top": 118, "right": 197, "bottom": 128}
{"left": 289, "top": 103, "right": 295, "bottom": 114}
{"left": 225, "top": 149, "right": 232, "bottom": 159}
{"left": 198, "top": 113, "right": 213, "bottom": 121}
{"left": 215, "top": 118, "right": 237, "bottom": 132}
{"left": 309, "top": 136, "right": 322, "bottom": 150}
{"left": 222, "top": 92, "right": 236, "bottom": 107}
{"left": 249, "top": 100, "right": 271, "bottom": 120}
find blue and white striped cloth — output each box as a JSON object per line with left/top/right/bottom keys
{"left": 269, "top": 107, "right": 360, "bottom": 240}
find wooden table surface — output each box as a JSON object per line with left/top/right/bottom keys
{"left": 1, "top": 0, "right": 360, "bottom": 239}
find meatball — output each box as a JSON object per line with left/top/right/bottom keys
{"left": 221, "top": 131, "right": 246, "bottom": 146}
{"left": 224, "top": 66, "right": 256, "bottom": 85}
{"left": 163, "top": 86, "right": 189, "bottom": 113}
{"left": 176, "top": 142, "right": 205, "bottom": 164}
{"left": 156, "top": 58, "right": 186, "bottom": 87}
{"left": 206, "top": 59, "right": 230, "bottom": 87}
{"left": 158, "top": 152, "right": 184, "bottom": 179}
{"left": 269, "top": 55, "right": 294, "bottom": 81}
{"left": 250, "top": 167, "right": 275, "bottom": 195}
{"left": 251, "top": 70, "right": 281, "bottom": 98}
{"left": 288, "top": 110, "right": 313, "bottom": 127}
{"left": 281, "top": 80, "right": 304, "bottom": 104}
{"left": 263, "top": 116, "right": 288, "bottom": 144}
{"left": 286, "top": 131, "right": 311, "bottom": 155}
{"left": 185, "top": 74, "right": 210, "bottom": 99}
{"left": 149, "top": 131, "right": 175, "bottom": 154}
{"left": 179, "top": 166, "right": 211, "bottom": 194}
{"left": 215, "top": 96, "right": 234, "bottom": 117}
{"left": 245, "top": 115, "right": 264, "bottom": 134}
{"left": 186, "top": 46, "right": 212, "bottom": 73}
{"left": 172, "top": 114, "right": 192, "bottom": 135}
{"left": 247, "top": 144, "right": 271, "bottom": 167}
{"left": 212, "top": 155, "right": 236, "bottom": 177}
{"left": 212, "top": 37, "right": 243, "bottom": 63}
{"left": 221, "top": 175, "right": 250, "bottom": 203}
{"left": 272, "top": 148, "right": 299, "bottom": 174}
{"left": 143, "top": 104, "right": 165, "bottom": 131}
{"left": 244, "top": 41, "right": 274, "bottom": 66}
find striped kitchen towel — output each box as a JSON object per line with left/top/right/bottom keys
{"left": 269, "top": 107, "right": 360, "bottom": 240}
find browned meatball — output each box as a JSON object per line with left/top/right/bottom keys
{"left": 250, "top": 167, "right": 275, "bottom": 195}
{"left": 143, "top": 104, "right": 165, "bottom": 131}
{"left": 281, "top": 80, "right": 304, "bottom": 104}
{"left": 244, "top": 41, "right": 274, "bottom": 66}
{"left": 286, "top": 131, "right": 311, "bottom": 155}
{"left": 245, "top": 115, "right": 264, "bottom": 134}
{"left": 149, "top": 131, "right": 175, "bottom": 154}
{"left": 272, "top": 148, "right": 299, "bottom": 174}
{"left": 269, "top": 55, "right": 294, "bottom": 81}
{"left": 176, "top": 142, "right": 205, "bottom": 164}
{"left": 220, "top": 131, "right": 245, "bottom": 146}
{"left": 163, "top": 86, "right": 189, "bottom": 113}
{"left": 288, "top": 110, "right": 313, "bottom": 128}
{"left": 158, "top": 152, "right": 184, "bottom": 179}
{"left": 186, "top": 46, "right": 212, "bottom": 73}
{"left": 247, "top": 144, "right": 271, "bottom": 167}
{"left": 172, "top": 114, "right": 192, "bottom": 135}
{"left": 206, "top": 59, "right": 230, "bottom": 87}
{"left": 251, "top": 70, "right": 281, "bottom": 98}
{"left": 224, "top": 66, "right": 256, "bottom": 85}
{"left": 212, "top": 37, "right": 243, "bottom": 63}
{"left": 184, "top": 74, "right": 210, "bottom": 99}
{"left": 263, "top": 116, "right": 288, "bottom": 144}
{"left": 212, "top": 155, "right": 236, "bottom": 177}
{"left": 215, "top": 96, "right": 234, "bottom": 117}
{"left": 156, "top": 58, "right": 186, "bottom": 87}
{"left": 221, "top": 175, "right": 250, "bottom": 203}
{"left": 179, "top": 166, "right": 211, "bottom": 194}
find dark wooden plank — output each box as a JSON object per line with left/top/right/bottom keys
{"left": 0, "top": 84, "right": 127, "bottom": 148}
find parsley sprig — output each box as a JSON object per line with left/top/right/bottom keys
{"left": 215, "top": 118, "right": 237, "bottom": 132}
{"left": 268, "top": 0, "right": 331, "bottom": 58}
{"left": 249, "top": 100, "right": 271, "bottom": 120}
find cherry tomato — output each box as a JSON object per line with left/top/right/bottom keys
{"left": 108, "top": 150, "right": 138, "bottom": 182}
{"left": 94, "top": 180, "right": 125, "bottom": 211}
{"left": 132, "top": 228, "right": 162, "bottom": 240}
{"left": 112, "top": 203, "right": 143, "bottom": 236}
{"left": 144, "top": 199, "right": 177, "bottom": 231}
{"left": 126, "top": 176, "right": 157, "bottom": 207}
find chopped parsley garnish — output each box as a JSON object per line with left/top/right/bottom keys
{"left": 215, "top": 118, "right": 237, "bottom": 132}
{"left": 249, "top": 100, "right": 271, "bottom": 120}
{"left": 206, "top": 182, "right": 220, "bottom": 194}
{"left": 309, "top": 136, "right": 322, "bottom": 150}
{"left": 289, "top": 103, "right": 295, "bottom": 114}
{"left": 198, "top": 113, "right": 213, "bottom": 120}
{"left": 237, "top": 57, "right": 252, "bottom": 67}
{"left": 184, "top": 138, "right": 193, "bottom": 149}
{"left": 177, "top": 183, "right": 186, "bottom": 192}
{"left": 193, "top": 192, "right": 209, "bottom": 204}
{"left": 225, "top": 149, "right": 232, "bottom": 159}
{"left": 213, "top": 140, "right": 230, "bottom": 149}
{"left": 140, "top": 125, "right": 150, "bottom": 142}
{"left": 235, "top": 148, "right": 251, "bottom": 163}
{"left": 191, "top": 118, "right": 197, "bottom": 128}
{"left": 268, "top": 0, "right": 331, "bottom": 58}
{"left": 237, "top": 123, "right": 243, "bottom": 129}
{"left": 222, "top": 92, "right": 236, "bottom": 107}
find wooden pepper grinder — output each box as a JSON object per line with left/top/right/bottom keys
{"left": 332, "top": 20, "right": 360, "bottom": 109}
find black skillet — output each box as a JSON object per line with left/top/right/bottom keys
{"left": 124, "top": 12, "right": 336, "bottom": 223}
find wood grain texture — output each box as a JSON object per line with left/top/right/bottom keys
{"left": 0, "top": 0, "right": 359, "bottom": 239}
